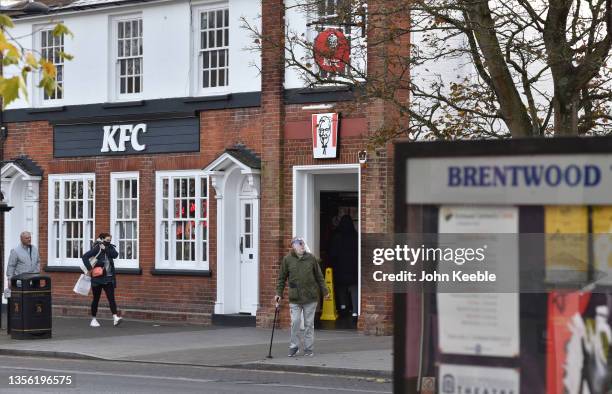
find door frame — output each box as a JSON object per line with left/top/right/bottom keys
{"left": 292, "top": 164, "right": 361, "bottom": 315}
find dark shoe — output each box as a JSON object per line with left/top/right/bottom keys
{"left": 288, "top": 347, "right": 299, "bottom": 357}
{"left": 304, "top": 350, "right": 314, "bottom": 357}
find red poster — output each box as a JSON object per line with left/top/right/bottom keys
{"left": 546, "top": 291, "right": 612, "bottom": 394}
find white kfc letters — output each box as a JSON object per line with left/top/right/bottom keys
{"left": 101, "top": 123, "right": 147, "bottom": 153}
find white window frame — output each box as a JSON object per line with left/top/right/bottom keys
{"left": 155, "top": 170, "right": 210, "bottom": 271}
{"left": 33, "top": 23, "right": 65, "bottom": 107}
{"left": 110, "top": 172, "right": 140, "bottom": 269}
{"left": 47, "top": 173, "right": 95, "bottom": 267}
{"left": 191, "top": 2, "right": 230, "bottom": 96}
{"left": 110, "top": 13, "right": 144, "bottom": 101}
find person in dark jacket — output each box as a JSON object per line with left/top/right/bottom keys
{"left": 275, "top": 237, "right": 329, "bottom": 357}
{"left": 82, "top": 232, "right": 122, "bottom": 327}
{"left": 328, "top": 215, "right": 358, "bottom": 317}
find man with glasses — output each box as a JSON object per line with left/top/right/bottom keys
{"left": 275, "top": 237, "right": 329, "bottom": 357}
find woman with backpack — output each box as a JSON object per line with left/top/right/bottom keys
{"left": 82, "top": 232, "right": 122, "bottom": 327}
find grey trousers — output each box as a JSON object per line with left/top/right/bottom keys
{"left": 289, "top": 301, "right": 318, "bottom": 351}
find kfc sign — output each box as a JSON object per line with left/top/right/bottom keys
{"left": 313, "top": 29, "right": 350, "bottom": 74}
{"left": 101, "top": 123, "right": 147, "bottom": 153}
{"left": 54, "top": 116, "right": 199, "bottom": 158}
{"left": 312, "top": 113, "right": 339, "bottom": 159}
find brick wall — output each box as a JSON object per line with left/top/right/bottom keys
{"left": 3, "top": 107, "right": 262, "bottom": 323}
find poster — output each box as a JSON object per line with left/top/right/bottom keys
{"left": 593, "top": 206, "right": 612, "bottom": 285}
{"left": 438, "top": 364, "right": 519, "bottom": 394}
{"left": 437, "top": 206, "right": 520, "bottom": 357}
{"left": 311, "top": 113, "right": 338, "bottom": 159}
{"left": 546, "top": 291, "right": 612, "bottom": 394}
{"left": 544, "top": 206, "right": 588, "bottom": 283}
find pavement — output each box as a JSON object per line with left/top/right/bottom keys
{"left": 0, "top": 316, "right": 392, "bottom": 379}
{"left": 0, "top": 355, "right": 392, "bottom": 393}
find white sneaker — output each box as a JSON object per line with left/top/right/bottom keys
{"left": 90, "top": 318, "right": 100, "bottom": 327}
{"left": 113, "top": 315, "right": 123, "bottom": 326}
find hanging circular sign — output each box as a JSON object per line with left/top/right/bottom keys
{"left": 313, "top": 28, "right": 350, "bottom": 73}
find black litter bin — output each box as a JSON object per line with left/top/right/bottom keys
{"left": 9, "top": 273, "right": 52, "bottom": 339}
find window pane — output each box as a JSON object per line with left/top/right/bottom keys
{"left": 131, "top": 180, "right": 138, "bottom": 198}
{"left": 216, "top": 30, "right": 223, "bottom": 49}
{"left": 201, "top": 12, "right": 207, "bottom": 29}
{"left": 163, "top": 178, "right": 169, "bottom": 197}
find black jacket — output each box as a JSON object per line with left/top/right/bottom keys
{"left": 82, "top": 241, "right": 119, "bottom": 287}
{"left": 328, "top": 215, "right": 358, "bottom": 286}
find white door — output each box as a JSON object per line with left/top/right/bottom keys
{"left": 239, "top": 200, "right": 258, "bottom": 313}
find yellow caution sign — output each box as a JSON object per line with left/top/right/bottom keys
{"left": 320, "top": 267, "right": 338, "bottom": 321}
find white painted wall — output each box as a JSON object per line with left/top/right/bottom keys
{"left": 6, "top": 0, "right": 261, "bottom": 109}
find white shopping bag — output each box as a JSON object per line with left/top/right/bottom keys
{"left": 73, "top": 274, "right": 91, "bottom": 296}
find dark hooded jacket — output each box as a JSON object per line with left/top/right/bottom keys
{"left": 82, "top": 240, "right": 119, "bottom": 287}
{"left": 328, "top": 215, "right": 358, "bottom": 287}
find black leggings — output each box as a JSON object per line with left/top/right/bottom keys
{"left": 91, "top": 283, "right": 118, "bottom": 316}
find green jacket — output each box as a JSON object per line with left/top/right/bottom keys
{"left": 276, "top": 251, "right": 328, "bottom": 304}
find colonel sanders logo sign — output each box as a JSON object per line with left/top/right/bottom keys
{"left": 313, "top": 28, "right": 350, "bottom": 74}
{"left": 312, "top": 113, "right": 339, "bottom": 159}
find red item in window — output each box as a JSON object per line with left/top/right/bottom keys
{"left": 313, "top": 28, "right": 350, "bottom": 73}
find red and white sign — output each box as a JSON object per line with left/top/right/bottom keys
{"left": 312, "top": 113, "right": 339, "bottom": 159}
{"left": 313, "top": 28, "right": 350, "bottom": 73}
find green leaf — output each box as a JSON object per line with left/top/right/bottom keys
{"left": 58, "top": 51, "right": 74, "bottom": 61}
{"left": 0, "top": 14, "right": 14, "bottom": 29}
{"left": 52, "top": 23, "right": 73, "bottom": 38}
{"left": 0, "top": 76, "right": 25, "bottom": 108}
{"left": 38, "top": 75, "right": 56, "bottom": 97}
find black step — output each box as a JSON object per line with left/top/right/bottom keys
{"left": 212, "top": 313, "right": 256, "bottom": 327}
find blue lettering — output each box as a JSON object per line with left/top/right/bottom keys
{"left": 523, "top": 165, "right": 544, "bottom": 186}
{"left": 545, "top": 165, "right": 562, "bottom": 186}
{"left": 493, "top": 166, "right": 507, "bottom": 186}
{"left": 448, "top": 166, "right": 461, "bottom": 187}
{"left": 585, "top": 165, "right": 601, "bottom": 187}
{"left": 464, "top": 166, "right": 477, "bottom": 186}
{"left": 564, "top": 164, "right": 582, "bottom": 186}
{"left": 508, "top": 166, "right": 520, "bottom": 186}
{"left": 479, "top": 166, "right": 492, "bottom": 186}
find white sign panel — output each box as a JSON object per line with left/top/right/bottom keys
{"left": 406, "top": 154, "right": 612, "bottom": 205}
{"left": 312, "top": 113, "right": 338, "bottom": 159}
{"left": 439, "top": 364, "right": 519, "bottom": 394}
{"left": 437, "top": 206, "right": 520, "bottom": 357}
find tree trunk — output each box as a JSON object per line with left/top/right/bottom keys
{"left": 553, "top": 94, "right": 579, "bottom": 136}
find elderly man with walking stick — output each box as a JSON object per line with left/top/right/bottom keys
{"left": 274, "top": 237, "right": 329, "bottom": 357}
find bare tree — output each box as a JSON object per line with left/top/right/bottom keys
{"left": 243, "top": 0, "right": 612, "bottom": 142}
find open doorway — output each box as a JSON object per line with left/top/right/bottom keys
{"left": 293, "top": 164, "right": 361, "bottom": 330}
{"left": 318, "top": 191, "right": 359, "bottom": 329}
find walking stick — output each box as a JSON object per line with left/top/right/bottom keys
{"left": 267, "top": 303, "right": 279, "bottom": 359}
